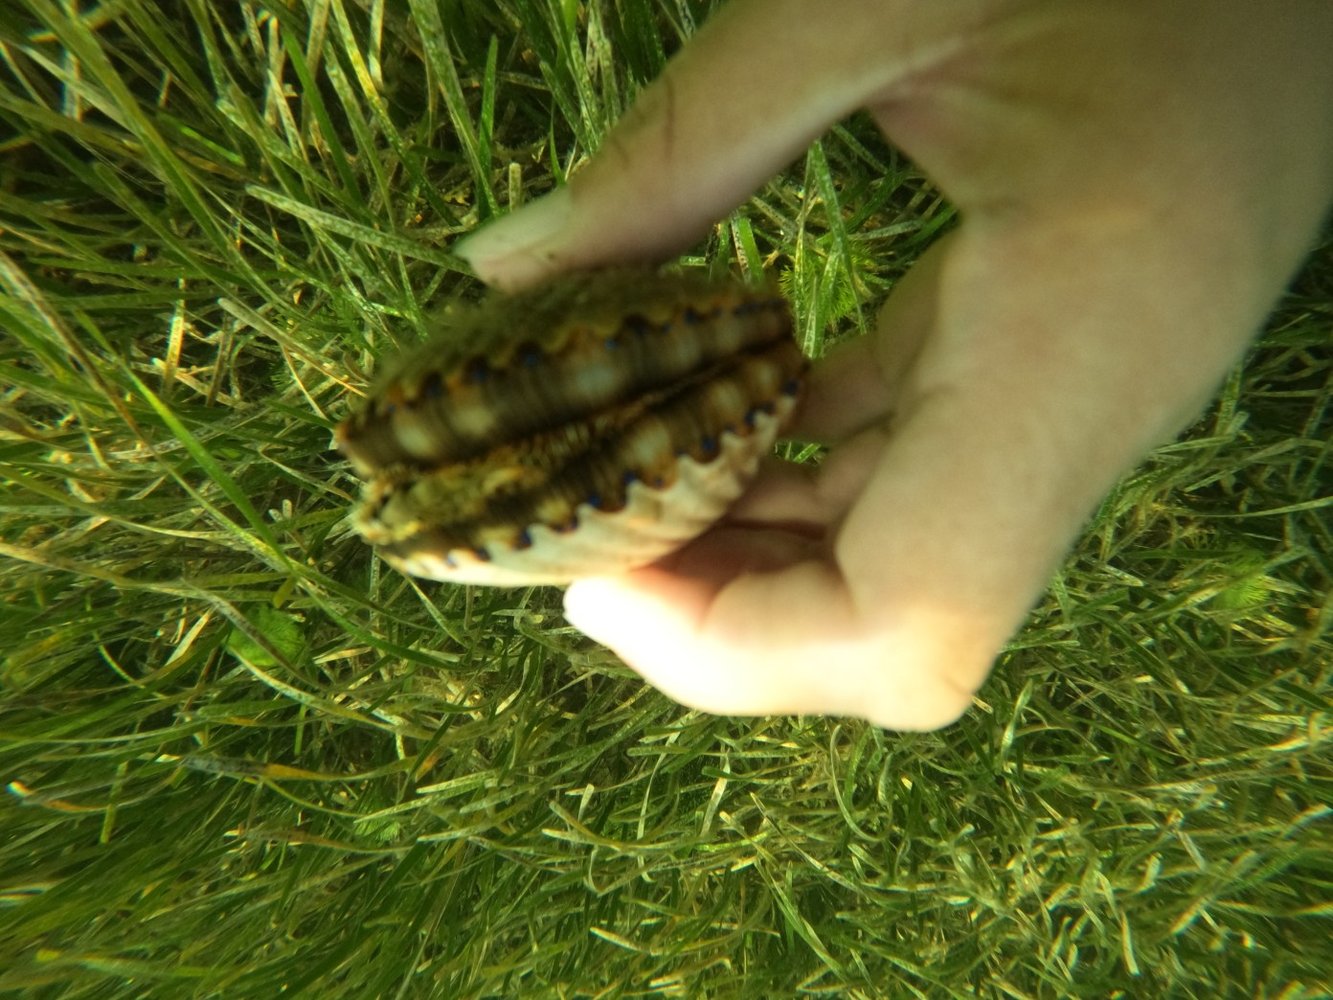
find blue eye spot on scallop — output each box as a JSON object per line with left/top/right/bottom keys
{"left": 622, "top": 469, "right": 638, "bottom": 485}
{"left": 421, "top": 372, "right": 444, "bottom": 399}
{"left": 518, "top": 343, "right": 544, "bottom": 367}
{"left": 586, "top": 492, "right": 603, "bottom": 510}
{"left": 465, "top": 359, "right": 491, "bottom": 384}
{"left": 381, "top": 401, "right": 398, "bottom": 418}
{"left": 681, "top": 306, "right": 702, "bottom": 325}
{"left": 782, "top": 378, "right": 801, "bottom": 396}
{"left": 472, "top": 546, "right": 492, "bottom": 562}
{"left": 515, "top": 529, "right": 533, "bottom": 550}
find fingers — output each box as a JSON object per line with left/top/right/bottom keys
{"left": 724, "top": 424, "right": 886, "bottom": 533}
{"left": 457, "top": 0, "right": 937, "bottom": 290}
{"left": 790, "top": 232, "right": 953, "bottom": 442}
{"left": 727, "top": 230, "right": 954, "bottom": 532}
{"left": 564, "top": 556, "right": 987, "bottom": 731}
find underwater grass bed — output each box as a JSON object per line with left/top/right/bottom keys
{"left": 1, "top": 2, "right": 1329, "bottom": 996}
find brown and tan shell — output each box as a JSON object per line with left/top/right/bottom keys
{"left": 335, "top": 269, "right": 807, "bottom": 586}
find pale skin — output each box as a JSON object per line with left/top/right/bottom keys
{"left": 457, "top": 0, "right": 1333, "bottom": 730}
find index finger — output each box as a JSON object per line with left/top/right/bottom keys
{"left": 456, "top": 0, "right": 954, "bottom": 289}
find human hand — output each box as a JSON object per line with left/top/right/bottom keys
{"left": 457, "top": 0, "right": 1333, "bottom": 729}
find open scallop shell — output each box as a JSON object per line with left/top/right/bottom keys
{"left": 336, "top": 269, "right": 807, "bottom": 585}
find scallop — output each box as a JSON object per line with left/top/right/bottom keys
{"left": 335, "top": 268, "right": 807, "bottom": 586}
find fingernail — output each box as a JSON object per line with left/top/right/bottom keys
{"left": 455, "top": 187, "right": 572, "bottom": 284}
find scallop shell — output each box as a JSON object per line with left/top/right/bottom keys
{"left": 335, "top": 269, "right": 807, "bottom": 586}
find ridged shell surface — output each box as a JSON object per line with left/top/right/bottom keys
{"left": 336, "top": 269, "right": 807, "bottom": 585}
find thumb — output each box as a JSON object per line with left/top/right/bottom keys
{"left": 457, "top": 0, "right": 933, "bottom": 289}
